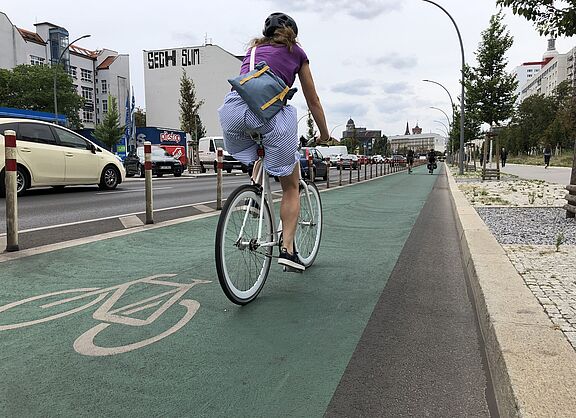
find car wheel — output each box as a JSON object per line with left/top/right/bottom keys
{"left": 174, "top": 169, "right": 182, "bottom": 177}
{"left": 157, "top": 172, "right": 163, "bottom": 177}
{"left": 138, "top": 164, "right": 145, "bottom": 178}
{"left": 0, "top": 167, "right": 29, "bottom": 197}
{"left": 200, "top": 163, "right": 206, "bottom": 173}
{"left": 99, "top": 165, "right": 120, "bottom": 190}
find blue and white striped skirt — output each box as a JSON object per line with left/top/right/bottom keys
{"left": 218, "top": 91, "right": 300, "bottom": 177}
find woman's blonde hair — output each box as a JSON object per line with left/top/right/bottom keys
{"left": 249, "top": 27, "right": 298, "bottom": 52}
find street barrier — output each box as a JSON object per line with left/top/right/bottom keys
{"left": 308, "top": 154, "right": 314, "bottom": 182}
{"left": 216, "top": 148, "right": 223, "bottom": 210}
{"left": 3, "top": 129, "right": 19, "bottom": 252}
{"left": 144, "top": 141, "right": 154, "bottom": 224}
{"left": 338, "top": 161, "right": 342, "bottom": 186}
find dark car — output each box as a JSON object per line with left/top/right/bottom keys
{"left": 337, "top": 154, "right": 359, "bottom": 170}
{"left": 124, "top": 145, "right": 183, "bottom": 177}
{"left": 299, "top": 147, "right": 328, "bottom": 181}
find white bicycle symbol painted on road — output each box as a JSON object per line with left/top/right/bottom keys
{"left": 0, "top": 274, "right": 210, "bottom": 356}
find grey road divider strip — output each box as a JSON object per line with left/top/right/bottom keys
{"left": 119, "top": 215, "right": 145, "bottom": 229}
{"left": 446, "top": 165, "right": 576, "bottom": 417}
{"left": 193, "top": 204, "right": 214, "bottom": 213}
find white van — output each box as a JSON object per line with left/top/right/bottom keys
{"left": 198, "top": 136, "right": 246, "bottom": 173}
{"left": 316, "top": 145, "right": 348, "bottom": 160}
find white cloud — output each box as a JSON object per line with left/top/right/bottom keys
{"left": 331, "top": 79, "right": 374, "bottom": 95}
{"left": 268, "top": 0, "right": 402, "bottom": 19}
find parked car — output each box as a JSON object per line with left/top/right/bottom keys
{"left": 385, "top": 154, "right": 407, "bottom": 164}
{"left": 337, "top": 154, "right": 358, "bottom": 170}
{"left": 124, "top": 145, "right": 183, "bottom": 177}
{"left": 0, "top": 118, "right": 125, "bottom": 196}
{"left": 299, "top": 147, "right": 328, "bottom": 180}
{"left": 371, "top": 154, "right": 385, "bottom": 163}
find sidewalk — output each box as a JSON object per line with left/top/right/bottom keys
{"left": 446, "top": 164, "right": 576, "bottom": 416}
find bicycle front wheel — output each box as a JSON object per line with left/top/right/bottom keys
{"left": 296, "top": 181, "right": 323, "bottom": 267}
{"left": 215, "top": 185, "right": 273, "bottom": 305}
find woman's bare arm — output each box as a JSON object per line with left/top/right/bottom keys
{"left": 298, "top": 62, "right": 330, "bottom": 142}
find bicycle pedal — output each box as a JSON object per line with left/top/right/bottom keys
{"left": 283, "top": 266, "right": 303, "bottom": 274}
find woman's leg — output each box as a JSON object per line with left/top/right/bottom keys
{"left": 278, "top": 162, "right": 300, "bottom": 254}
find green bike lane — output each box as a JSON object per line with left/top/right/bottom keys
{"left": 0, "top": 167, "right": 435, "bottom": 417}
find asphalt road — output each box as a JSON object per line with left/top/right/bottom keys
{"left": 0, "top": 172, "right": 281, "bottom": 234}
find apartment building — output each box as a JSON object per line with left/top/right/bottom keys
{"left": 0, "top": 12, "right": 130, "bottom": 129}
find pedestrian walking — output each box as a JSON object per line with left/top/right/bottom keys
{"left": 543, "top": 144, "right": 552, "bottom": 168}
{"left": 500, "top": 147, "right": 508, "bottom": 167}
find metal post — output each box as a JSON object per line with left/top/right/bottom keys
{"left": 216, "top": 147, "right": 223, "bottom": 209}
{"left": 4, "top": 130, "right": 19, "bottom": 252}
{"left": 144, "top": 141, "right": 154, "bottom": 224}
{"left": 349, "top": 164, "right": 352, "bottom": 184}
{"left": 339, "top": 161, "right": 342, "bottom": 186}
{"left": 364, "top": 161, "right": 368, "bottom": 180}
{"left": 370, "top": 161, "right": 373, "bottom": 179}
{"left": 357, "top": 162, "right": 361, "bottom": 182}
{"left": 308, "top": 154, "right": 314, "bottom": 182}
{"left": 326, "top": 157, "right": 330, "bottom": 189}
{"left": 422, "top": 0, "right": 465, "bottom": 174}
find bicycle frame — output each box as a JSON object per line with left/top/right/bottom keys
{"left": 236, "top": 143, "right": 316, "bottom": 253}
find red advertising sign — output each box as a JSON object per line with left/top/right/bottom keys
{"left": 160, "top": 145, "right": 186, "bottom": 166}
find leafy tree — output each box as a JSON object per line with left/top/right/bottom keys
{"left": 306, "top": 110, "right": 316, "bottom": 141}
{"left": 179, "top": 70, "right": 206, "bottom": 166}
{"left": 465, "top": 11, "right": 518, "bottom": 130}
{"left": 496, "top": 0, "right": 576, "bottom": 37}
{"left": 93, "top": 95, "right": 124, "bottom": 151}
{"left": 134, "top": 107, "right": 146, "bottom": 127}
{"left": 0, "top": 64, "right": 83, "bottom": 128}
{"left": 448, "top": 103, "right": 482, "bottom": 154}
{"left": 372, "top": 136, "right": 388, "bottom": 155}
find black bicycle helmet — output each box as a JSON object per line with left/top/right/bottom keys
{"left": 263, "top": 12, "right": 298, "bottom": 37}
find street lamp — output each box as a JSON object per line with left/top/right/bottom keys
{"left": 423, "top": 79, "right": 455, "bottom": 119}
{"left": 434, "top": 119, "right": 449, "bottom": 133}
{"left": 430, "top": 106, "right": 451, "bottom": 129}
{"left": 329, "top": 123, "right": 344, "bottom": 139}
{"left": 421, "top": 0, "right": 465, "bottom": 174}
{"left": 53, "top": 34, "right": 91, "bottom": 123}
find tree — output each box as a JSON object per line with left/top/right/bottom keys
{"left": 134, "top": 107, "right": 146, "bottom": 127}
{"left": 306, "top": 110, "right": 316, "bottom": 141}
{"left": 93, "top": 95, "right": 124, "bottom": 151}
{"left": 496, "top": 0, "right": 576, "bottom": 37}
{"left": 449, "top": 104, "right": 482, "bottom": 150}
{"left": 465, "top": 11, "right": 518, "bottom": 130}
{"left": 0, "top": 64, "right": 83, "bottom": 128}
{"left": 179, "top": 70, "right": 205, "bottom": 166}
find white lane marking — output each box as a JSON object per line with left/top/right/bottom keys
{"left": 97, "top": 186, "right": 173, "bottom": 195}
{"left": 0, "top": 199, "right": 220, "bottom": 237}
{"left": 119, "top": 215, "right": 144, "bottom": 228}
{"left": 193, "top": 204, "right": 214, "bottom": 213}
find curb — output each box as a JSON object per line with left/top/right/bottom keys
{"left": 446, "top": 166, "right": 576, "bottom": 417}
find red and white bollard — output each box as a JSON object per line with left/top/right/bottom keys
{"left": 216, "top": 147, "right": 223, "bottom": 210}
{"left": 308, "top": 154, "right": 314, "bottom": 182}
{"left": 144, "top": 141, "right": 154, "bottom": 224}
{"left": 4, "top": 130, "right": 19, "bottom": 252}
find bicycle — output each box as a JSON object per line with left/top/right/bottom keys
{"left": 215, "top": 134, "right": 323, "bottom": 305}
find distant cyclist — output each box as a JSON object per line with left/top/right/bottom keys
{"left": 406, "top": 149, "right": 415, "bottom": 173}
{"left": 427, "top": 148, "right": 437, "bottom": 174}
{"left": 218, "top": 12, "right": 331, "bottom": 271}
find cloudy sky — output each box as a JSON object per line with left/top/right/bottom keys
{"left": 3, "top": 1, "right": 575, "bottom": 138}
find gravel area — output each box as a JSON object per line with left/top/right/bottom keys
{"left": 475, "top": 207, "right": 576, "bottom": 246}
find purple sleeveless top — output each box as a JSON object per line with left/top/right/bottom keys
{"left": 239, "top": 44, "right": 309, "bottom": 87}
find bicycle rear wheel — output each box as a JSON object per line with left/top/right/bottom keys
{"left": 296, "top": 181, "right": 322, "bottom": 267}
{"left": 215, "top": 185, "right": 273, "bottom": 305}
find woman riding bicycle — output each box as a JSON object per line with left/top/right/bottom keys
{"left": 218, "top": 12, "right": 330, "bottom": 271}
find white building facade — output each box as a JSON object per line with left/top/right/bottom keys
{"left": 387, "top": 132, "right": 446, "bottom": 154}
{"left": 0, "top": 12, "right": 130, "bottom": 129}
{"left": 144, "top": 44, "right": 242, "bottom": 136}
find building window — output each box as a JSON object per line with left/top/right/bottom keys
{"left": 81, "top": 68, "right": 93, "bottom": 82}
{"left": 102, "top": 99, "right": 108, "bottom": 114}
{"left": 101, "top": 80, "right": 108, "bottom": 94}
{"left": 30, "top": 55, "right": 45, "bottom": 66}
{"left": 69, "top": 66, "right": 77, "bottom": 78}
{"left": 82, "top": 110, "right": 94, "bottom": 123}
{"left": 81, "top": 86, "right": 93, "bottom": 101}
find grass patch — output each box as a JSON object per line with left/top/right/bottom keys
{"left": 507, "top": 152, "right": 574, "bottom": 167}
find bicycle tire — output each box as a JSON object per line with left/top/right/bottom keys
{"left": 296, "top": 181, "right": 322, "bottom": 267}
{"left": 215, "top": 185, "right": 273, "bottom": 305}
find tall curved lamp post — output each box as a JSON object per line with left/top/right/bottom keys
{"left": 53, "top": 34, "right": 91, "bottom": 123}
{"left": 329, "top": 123, "right": 344, "bottom": 139}
{"left": 434, "top": 119, "right": 449, "bottom": 133}
{"left": 430, "top": 106, "right": 451, "bottom": 128}
{"left": 421, "top": 0, "right": 465, "bottom": 174}
{"left": 423, "top": 79, "right": 455, "bottom": 117}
